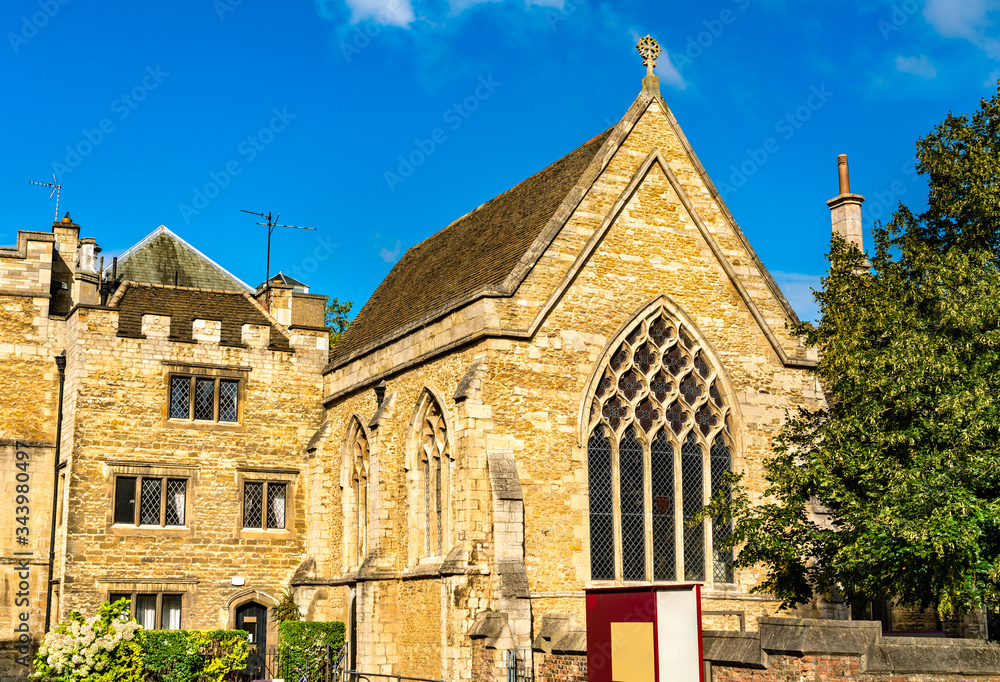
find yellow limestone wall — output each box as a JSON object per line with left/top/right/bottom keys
{"left": 57, "top": 304, "right": 327, "bottom": 631}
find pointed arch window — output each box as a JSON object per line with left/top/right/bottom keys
{"left": 416, "top": 396, "right": 450, "bottom": 558}
{"left": 344, "top": 418, "right": 371, "bottom": 568}
{"left": 351, "top": 425, "right": 370, "bottom": 566}
{"left": 586, "top": 308, "right": 734, "bottom": 583}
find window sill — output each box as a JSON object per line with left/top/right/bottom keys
{"left": 110, "top": 524, "right": 193, "bottom": 538}
{"left": 163, "top": 418, "right": 245, "bottom": 432}
{"left": 239, "top": 528, "right": 293, "bottom": 541}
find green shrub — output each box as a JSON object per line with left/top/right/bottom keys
{"left": 142, "top": 629, "right": 249, "bottom": 682}
{"left": 278, "top": 621, "right": 345, "bottom": 679}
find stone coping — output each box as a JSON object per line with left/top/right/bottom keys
{"left": 703, "top": 616, "right": 1000, "bottom": 675}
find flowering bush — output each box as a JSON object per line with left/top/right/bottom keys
{"left": 31, "top": 598, "right": 144, "bottom": 682}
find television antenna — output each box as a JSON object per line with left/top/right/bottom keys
{"left": 240, "top": 209, "right": 316, "bottom": 285}
{"left": 29, "top": 173, "right": 62, "bottom": 222}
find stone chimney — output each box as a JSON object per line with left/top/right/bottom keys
{"left": 826, "top": 155, "right": 865, "bottom": 249}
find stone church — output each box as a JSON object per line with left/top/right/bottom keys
{"left": 3, "top": 39, "right": 927, "bottom": 682}
{"left": 299, "top": 50, "right": 831, "bottom": 679}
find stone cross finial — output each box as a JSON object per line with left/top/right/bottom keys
{"left": 636, "top": 35, "right": 661, "bottom": 76}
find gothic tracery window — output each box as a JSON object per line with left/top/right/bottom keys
{"left": 350, "top": 422, "right": 370, "bottom": 566}
{"left": 416, "top": 396, "right": 450, "bottom": 558}
{"left": 587, "top": 308, "right": 734, "bottom": 583}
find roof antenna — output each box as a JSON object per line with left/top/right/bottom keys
{"left": 29, "top": 172, "right": 62, "bottom": 223}
{"left": 240, "top": 209, "right": 316, "bottom": 285}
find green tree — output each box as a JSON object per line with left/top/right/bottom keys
{"left": 325, "top": 296, "right": 353, "bottom": 349}
{"left": 712, "top": 85, "right": 1000, "bottom": 618}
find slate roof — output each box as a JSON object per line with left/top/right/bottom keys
{"left": 109, "top": 226, "right": 253, "bottom": 293}
{"left": 112, "top": 282, "right": 292, "bottom": 352}
{"left": 329, "top": 128, "right": 614, "bottom": 366}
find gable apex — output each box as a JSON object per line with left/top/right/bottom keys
{"left": 107, "top": 225, "right": 254, "bottom": 293}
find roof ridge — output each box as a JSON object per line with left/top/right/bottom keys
{"left": 105, "top": 225, "right": 254, "bottom": 293}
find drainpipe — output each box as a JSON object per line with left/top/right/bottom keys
{"left": 44, "top": 352, "right": 66, "bottom": 633}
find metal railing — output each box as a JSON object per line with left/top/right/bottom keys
{"left": 504, "top": 649, "right": 534, "bottom": 682}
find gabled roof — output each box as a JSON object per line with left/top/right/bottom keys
{"left": 327, "top": 81, "right": 808, "bottom": 376}
{"left": 108, "top": 225, "right": 253, "bottom": 293}
{"left": 330, "top": 128, "right": 614, "bottom": 365}
{"left": 268, "top": 271, "right": 309, "bottom": 292}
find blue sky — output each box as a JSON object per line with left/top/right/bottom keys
{"left": 3, "top": 1, "right": 999, "bottom": 322}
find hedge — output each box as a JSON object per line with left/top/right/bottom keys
{"left": 278, "top": 621, "right": 346, "bottom": 678}
{"left": 141, "top": 629, "right": 249, "bottom": 682}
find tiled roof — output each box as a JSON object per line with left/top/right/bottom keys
{"left": 111, "top": 226, "right": 253, "bottom": 293}
{"left": 329, "top": 128, "right": 614, "bottom": 366}
{"left": 113, "top": 282, "right": 292, "bottom": 352}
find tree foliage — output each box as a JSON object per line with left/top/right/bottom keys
{"left": 715, "top": 85, "right": 1000, "bottom": 617}
{"left": 325, "top": 296, "right": 353, "bottom": 349}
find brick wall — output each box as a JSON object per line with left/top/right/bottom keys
{"left": 537, "top": 652, "right": 587, "bottom": 682}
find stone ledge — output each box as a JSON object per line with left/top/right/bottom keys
{"left": 702, "top": 630, "right": 767, "bottom": 669}
{"left": 757, "top": 616, "right": 880, "bottom": 656}
{"left": 704, "top": 617, "right": 1000, "bottom": 677}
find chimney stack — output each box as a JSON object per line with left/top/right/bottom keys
{"left": 826, "top": 154, "right": 865, "bottom": 249}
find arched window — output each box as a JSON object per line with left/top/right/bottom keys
{"left": 351, "top": 425, "right": 370, "bottom": 566}
{"left": 344, "top": 418, "right": 370, "bottom": 568}
{"left": 586, "top": 309, "right": 734, "bottom": 583}
{"left": 415, "top": 395, "right": 450, "bottom": 558}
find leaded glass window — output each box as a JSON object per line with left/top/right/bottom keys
{"left": 415, "top": 395, "right": 450, "bottom": 559}
{"left": 168, "top": 375, "right": 242, "bottom": 424}
{"left": 114, "top": 476, "right": 186, "bottom": 527}
{"left": 586, "top": 307, "right": 735, "bottom": 583}
{"left": 349, "top": 422, "right": 370, "bottom": 566}
{"left": 243, "top": 481, "right": 286, "bottom": 530}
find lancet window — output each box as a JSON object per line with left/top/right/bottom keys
{"left": 417, "top": 397, "right": 450, "bottom": 558}
{"left": 587, "top": 309, "right": 734, "bottom": 583}
{"left": 349, "top": 422, "right": 370, "bottom": 566}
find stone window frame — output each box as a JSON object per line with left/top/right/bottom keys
{"left": 105, "top": 461, "right": 198, "bottom": 538}
{"left": 403, "top": 387, "right": 454, "bottom": 566}
{"left": 341, "top": 415, "right": 372, "bottom": 570}
{"left": 580, "top": 299, "right": 745, "bottom": 587}
{"left": 161, "top": 361, "right": 250, "bottom": 432}
{"left": 236, "top": 467, "right": 297, "bottom": 540}
{"left": 100, "top": 579, "right": 197, "bottom": 630}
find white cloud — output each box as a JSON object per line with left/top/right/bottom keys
{"left": 379, "top": 239, "right": 402, "bottom": 263}
{"left": 923, "top": 0, "right": 1000, "bottom": 59}
{"left": 771, "top": 271, "right": 822, "bottom": 323}
{"left": 895, "top": 54, "right": 939, "bottom": 78}
{"left": 447, "top": 0, "right": 500, "bottom": 13}
{"left": 656, "top": 51, "right": 688, "bottom": 90}
{"left": 985, "top": 68, "right": 1000, "bottom": 86}
{"left": 316, "top": 0, "right": 415, "bottom": 27}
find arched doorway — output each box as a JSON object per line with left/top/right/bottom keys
{"left": 236, "top": 601, "right": 269, "bottom": 678}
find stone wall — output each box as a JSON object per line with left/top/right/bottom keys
{"left": 57, "top": 302, "right": 327, "bottom": 630}
{"left": 705, "top": 616, "right": 1000, "bottom": 681}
